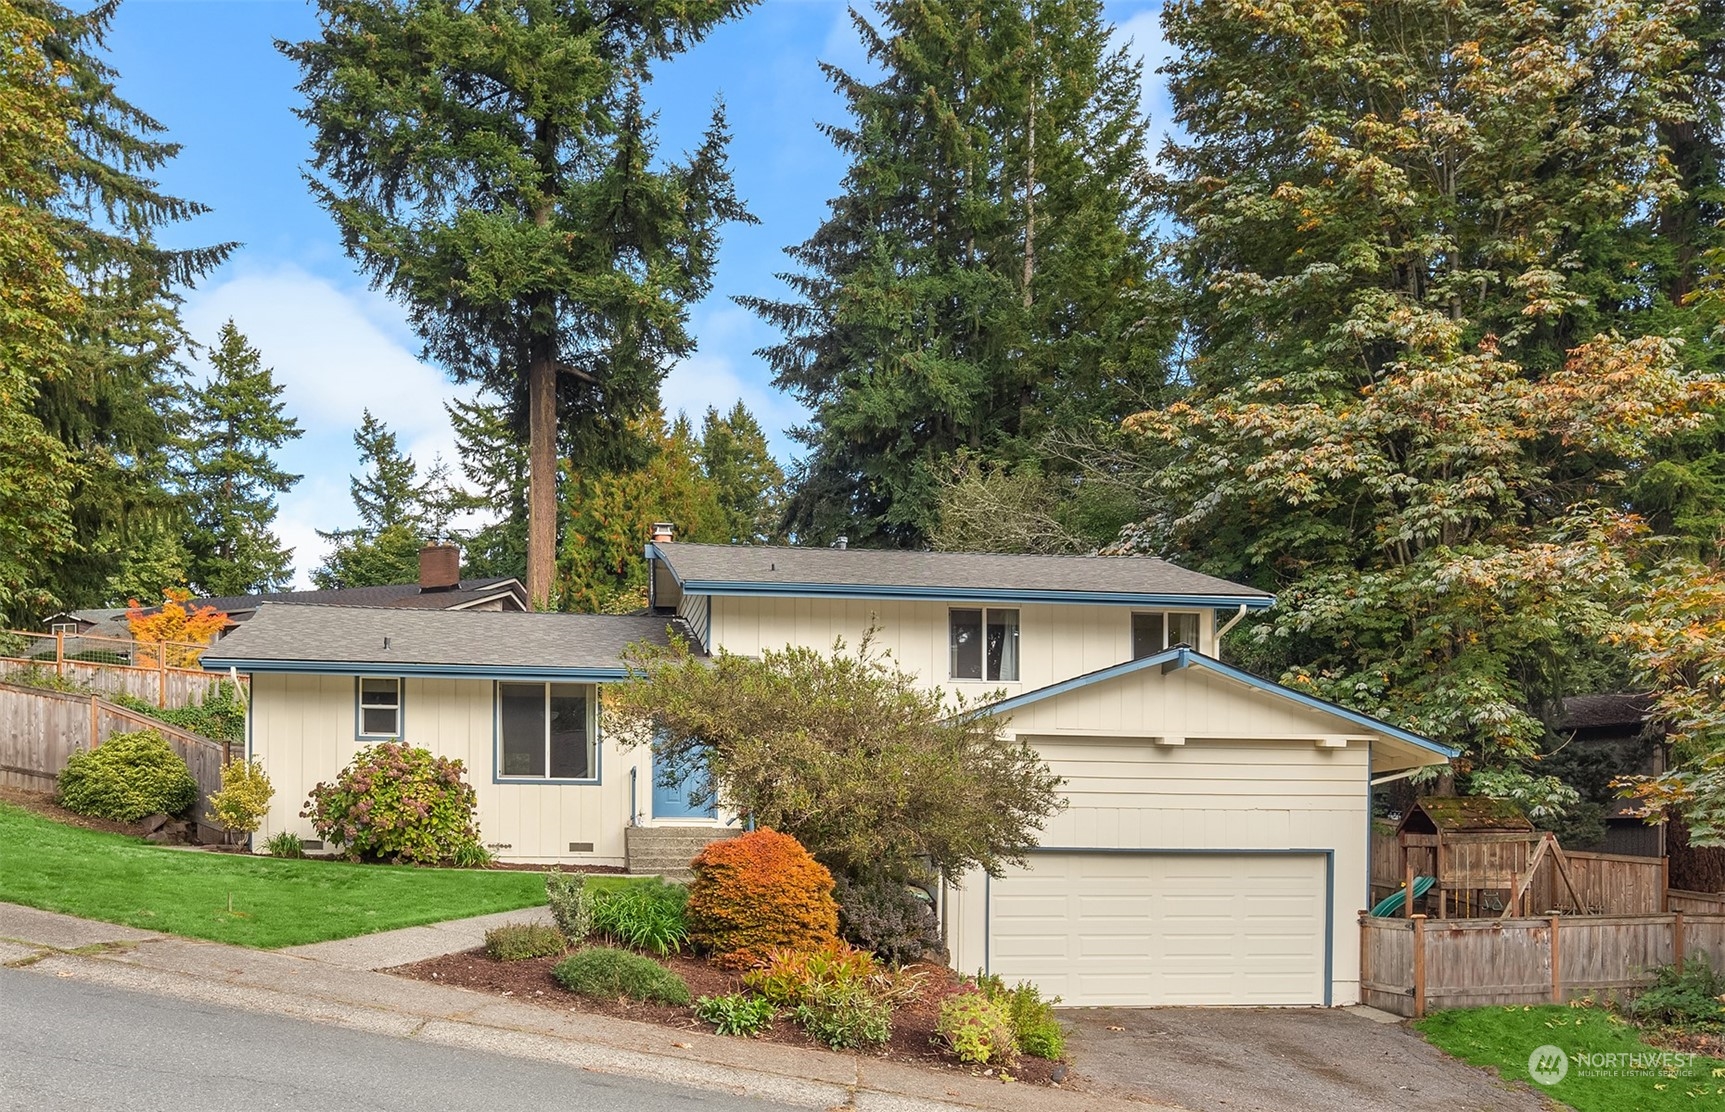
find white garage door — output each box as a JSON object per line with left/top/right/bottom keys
{"left": 987, "top": 852, "right": 1327, "bottom": 1007}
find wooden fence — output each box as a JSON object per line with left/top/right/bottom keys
{"left": 0, "top": 628, "right": 232, "bottom": 709}
{"left": 1361, "top": 911, "right": 1725, "bottom": 1017}
{"left": 0, "top": 681, "right": 234, "bottom": 839}
{"left": 1371, "top": 828, "right": 1667, "bottom": 916}
{"left": 1669, "top": 889, "right": 1725, "bottom": 915}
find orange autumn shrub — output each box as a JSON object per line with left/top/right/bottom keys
{"left": 686, "top": 829, "right": 839, "bottom": 969}
{"left": 126, "top": 589, "right": 229, "bottom": 667}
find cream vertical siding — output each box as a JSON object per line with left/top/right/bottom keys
{"left": 248, "top": 672, "right": 649, "bottom": 865}
{"left": 706, "top": 595, "right": 1215, "bottom": 694}
{"left": 946, "top": 735, "right": 1369, "bottom": 1007}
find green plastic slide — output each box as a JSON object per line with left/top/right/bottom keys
{"left": 1370, "top": 875, "right": 1435, "bottom": 917}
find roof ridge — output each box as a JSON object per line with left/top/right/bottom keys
{"left": 659, "top": 540, "right": 1177, "bottom": 564}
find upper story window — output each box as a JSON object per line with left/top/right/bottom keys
{"left": 498, "top": 682, "right": 596, "bottom": 781}
{"left": 357, "top": 678, "right": 402, "bottom": 738}
{"left": 950, "top": 607, "right": 1019, "bottom": 682}
{"left": 1131, "top": 612, "right": 1202, "bottom": 659}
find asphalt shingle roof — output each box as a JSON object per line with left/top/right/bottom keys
{"left": 201, "top": 603, "right": 691, "bottom": 674}
{"left": 652, "top": 542, "right": 1272, "bottom": 603}
{"left": 155, "top": 577, "right": 524, "bottom": 617}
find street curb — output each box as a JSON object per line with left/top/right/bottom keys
{"left": 16, "top": 940, "right": 1169, "bottom": 1112}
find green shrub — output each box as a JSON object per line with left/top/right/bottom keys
{"left": 552, "top": 947, "right": 691, "bottom": 1005}
{"left": 590, "top": 878, "right": 689, "bottom": 955}
{"left": 685, "top": 829, "right": 840, "bottom": 968}
{"left": 694, "top": 992, "right": 776, "bottom": 1036}
{"left": 937, "top": 990, "right": 1018, "bottom": 1065}
{"left": 207, "top": 758, "right": 273, "bottom": 834}
{"left": 452, "top": 840, "right": 493, "bottom": 868}
{"left": 58, "top": 730, "right": 198, "bottom": 822}
{"left": 546, "top": 873, "right": 594, "bottom": 943}
{"left": 484, "top": 921, "right": 566, "bottom": 961}
{"left": 1629, "top": 960, "right": 1725, "bottom": 1030}
{"left": 793, "top": 981, "right": 893, "bottom": 1049}
{"left": 301, "top": 741, "right": 483, "bottom": 865}
{"left": 978, "top": 974, "right": 1064, "bottom": 1059}
{"left": 6, "top": 664, "right": 88, "bottom": 693}
{"left": 834, "top": 872, "right": 942, "bottom": 966}
{"left": 265, "top": 830, "right": 305, "bottom": 858}
{"left": 113, "top": 681, "right": 246, "bottom": 743}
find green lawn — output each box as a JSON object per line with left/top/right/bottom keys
{"left": 0, "top": 803, "right": 547, "bottom": 949}
{"left": 1417, "top": 1004, "right": 1725, "bottom": 1110}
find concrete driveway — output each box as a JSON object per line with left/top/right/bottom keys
{"left": 1066, "top": 1007, "right": 1554, "bottom": 1112}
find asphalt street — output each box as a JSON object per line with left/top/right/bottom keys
{"left": 0, "top": 968, "right": 804, "bottom": 1112}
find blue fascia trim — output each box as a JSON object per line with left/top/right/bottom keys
{"left": 643, "top": 545, "right": 1274, "bottom": 609}
{"left": 681, "top": 581, "right": 1273, "bottom": 608}
{"left": 983, "top": 647, "right": 1459, "bottom": 760}
{"left": 203, "top": 659, "right": 627, "bottom": 682}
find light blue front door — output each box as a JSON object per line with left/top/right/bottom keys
{"left": 651, "top": 748, "right": 717, "bottom": 820}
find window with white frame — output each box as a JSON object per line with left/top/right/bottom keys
{"left": 497, "top": 682, "right": 596, "bottom": 780}
{"left": 356, "top": 678, "right": 402, "bottom": 737}
{"left": 1131, "top": 612, "right": 1202, "bottom": 659}
{"left": 949, "top": 607, "right": 1020, "bottom": 682}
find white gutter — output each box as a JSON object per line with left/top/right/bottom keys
{"left": 1215, "top": 603, "right": 1249, "bottom": 659}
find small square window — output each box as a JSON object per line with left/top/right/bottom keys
{"left": 1132, "top": 612, "right": 1202, "bottom": 659}
{"left": 357, "top": 678, "right": 401, "bottom": 738}
{"left": 950, "top": 608, "right": 1019, "bottom": 681}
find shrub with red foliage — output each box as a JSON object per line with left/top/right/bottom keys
{"left": 686, "top": 829, "right": 840, "bottom": 969}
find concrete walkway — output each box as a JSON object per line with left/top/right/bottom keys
{"left": 0, "top": 902, "right": 1165, "bottom": 1112}
{"left": 280, "top": 905, "right": 556, "bottom": 969}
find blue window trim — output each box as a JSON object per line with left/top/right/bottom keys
{"left": 353, "top": 676, "right": 404, "bottom": 741}
{"left": 981, "top": 646, "right": 1458, "bottom": 759}
{"left": 491, "top": 680, "right": 603, "bottom": 787}
{"left": 982, "top": 846, "right": 1336, "bottom": 1007}
{"left": 645, "top": 543, "right": 1274, "bottom": 610}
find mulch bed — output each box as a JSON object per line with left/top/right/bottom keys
{"left": 389, "top": 947, "right": 1072, "bottom": 1087}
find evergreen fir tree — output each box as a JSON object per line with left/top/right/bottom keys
{"left": 178, "top": 321, "right": 302, "bottom": 596}
{"left": 0, "top": 0, "right": 80, "bottom": 623}
{"left": 445, "top": 391, "right": 528, "bottom": 581}
{"left": 313, "top": 409, "right": 450, "bottom": 589}
{"left": 282, "top": 0, "right": 755, "bottom": 608}
{"left": 25, "top": 0, "right": 234, "bottom": 612}
{"left": 699, "top": 401, "right": 785, "bottom": 544}
{"left": 743, "top": 0, "right": 1172, "bottom": 546}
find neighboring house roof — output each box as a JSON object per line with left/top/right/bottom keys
{"left": 1559, "top": 693, "right": 1655, "bottom": 733}
{"left": 981, "top": 645, "right": 1458, "bottom": 763}
{"left": 130, "top": 577, "right": 528, "bottom": 622}
{"left": 200, "top": 603, "right": 692, "bottom": 680}
{"left": 650, "top": 542, "right": 1274, "bottom": 608}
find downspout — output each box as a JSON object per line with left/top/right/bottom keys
{"left": 1215, "top": 604, "right": 1249, "bottom": 659}
{"left": 1371, "top": 768, "right": 1423, "bottom": 788}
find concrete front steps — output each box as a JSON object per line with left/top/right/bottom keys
{"left": 624, "top": 825, "right": 741, "bottom": 881}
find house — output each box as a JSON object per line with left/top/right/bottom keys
{"left": 202, "top": 531, "right": 1456, "bottom": 1008}
{"left": 44, "top": 544, "right": 526, "bottom": 642}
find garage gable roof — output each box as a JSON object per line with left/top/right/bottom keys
{"left": 983, "top": 647, "right": 1458, "bottom": 760}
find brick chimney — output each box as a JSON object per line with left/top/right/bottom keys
{"left": 418, "top": 542, "right": 461, "bottom": 592}
{"left": 650, "top": 522, "right": 675, "bottom": 544}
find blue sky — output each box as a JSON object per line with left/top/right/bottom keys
{"left": 106, "top": 0, "right": 1170, "bottom": 584}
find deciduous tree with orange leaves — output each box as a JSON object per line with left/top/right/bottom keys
{"left": 126, "top": 589, "right": 228, "bottom": 668}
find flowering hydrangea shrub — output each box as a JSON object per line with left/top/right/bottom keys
{"left": 301, "top": 741, "right": 483, "bottom": 864}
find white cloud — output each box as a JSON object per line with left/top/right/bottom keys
{"left": 181, "top": 264, "right": 478, "bottom": 586}
{"left": 661, "top": 305, "right": 808, "bottom": 461}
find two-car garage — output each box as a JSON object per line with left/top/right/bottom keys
{"left": 984, "top": 851, "right": 1330, "bottom": 1007}
{"left": 944, "top": 650, "right": 1456, "bottom": 1009}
